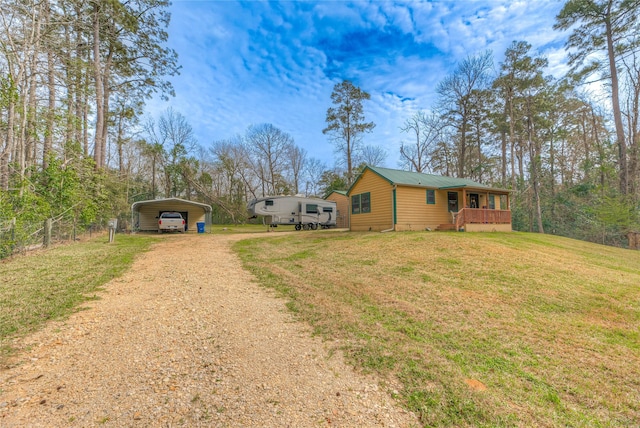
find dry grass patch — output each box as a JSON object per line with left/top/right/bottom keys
{"left": 234, "top": 231, "right": 640, "bottom": 427}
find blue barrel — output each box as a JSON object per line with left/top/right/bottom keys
{"left": 196, "top": 222, "right": 205, "bottom": 233}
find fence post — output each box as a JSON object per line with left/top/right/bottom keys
{"left": 10, "top": 218, "right": 16, "bottom": 252}
{"left": 44, "top": 218, "right": 52, "bottom": 248}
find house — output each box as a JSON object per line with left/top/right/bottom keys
{"left": 324, "top": 190, "right": 349, "bottom": 228}
{"left": 347, "top": 166, "right": 512, "bottom": 232}
{"left": 131, "top": 198, "right": 212, "bottom": 232}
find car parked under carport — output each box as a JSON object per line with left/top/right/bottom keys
{"left": 131, "top": 198, "right": 212, "bottom": 232}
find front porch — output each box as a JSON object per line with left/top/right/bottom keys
{"left": 454, "top": 208, "right": 512, "bottom": 232}
{"left": 439, "top": 186, "right": 512, "bottom": 232}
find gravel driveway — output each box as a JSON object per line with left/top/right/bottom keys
{"left": 0, "top": 233, "right": 417, "bottom": 427}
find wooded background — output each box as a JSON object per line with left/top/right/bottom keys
{"left": 1, "top": 0, "right": 639, "bottom": 258}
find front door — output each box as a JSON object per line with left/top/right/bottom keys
{"left": 447, "top": 192, "right": 459, "bottom": 212}
{"left": 469, "top": 193, "right": 479, "bottom": 209}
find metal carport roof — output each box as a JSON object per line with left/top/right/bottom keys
{"left": 131, "top": 198, "right": 213, "bottom": 213}
{"left": 131, "top": 198, "right": 213, "bottom": 232}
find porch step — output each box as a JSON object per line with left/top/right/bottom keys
{"left": 436, "top": 223, "right": 456, "bottom": 231}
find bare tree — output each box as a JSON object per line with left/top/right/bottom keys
{"left": 209, "top": 136, "right": 258, "bottom": 201}
{"left": 399, "top": 111, "right": 443, "bottom": 173}
{"left": 246, "top": 123, "right": 294, "bottom": 196}
{"left": 143, "top": 108, "right": 198, "bottom": 198}
{"left": 437, "top": 51, "right": 493, "bottom": 178}
{"left": 287, "top": 144, "right": 306, "bottom": 195}
{"left": 359, "top": 145, "right": 387, "bottom": 167}
{"left": 303, "top": 157, "right": 327, "bottom": 197}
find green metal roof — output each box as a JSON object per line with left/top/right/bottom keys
{"left": 349, "top": 166, "right": 509, "bottom": 193}
{"left": 323, "top": 189, "right": 348, "bottom": 199}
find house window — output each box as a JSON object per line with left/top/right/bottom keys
{"left": 426, "top": 189, "right": 436, "bottom": 205}
{"left": 361, "top": 192, "right": 371, "bottom": 213}
{"left": 306, "top": 204, "right": 318, "bottom": 214}
{"left": 488, "top": 194, "right": 495, "bottom": 209}
{"left": 351, "top": 192, "right": 371, "bottom": 214}
{"left": 447, "top": 192, "right": 459, "bottom": 212}
{"left": 352, "top": 194, "right": 360, "bottom": 214}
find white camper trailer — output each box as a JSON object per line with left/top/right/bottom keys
{"left": 247, "top": 196, "right": 337, "bottom": 230}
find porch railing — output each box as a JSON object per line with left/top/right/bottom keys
{"left": 455, "top": 208, "right": 511, "bottom": 231}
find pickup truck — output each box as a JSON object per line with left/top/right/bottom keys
{"left": 158, "top": 212, "right": 185, "bottom": 233}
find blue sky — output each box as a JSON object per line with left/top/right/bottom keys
{"left": 150, "top": 0, "right": 569, "bottom": 168}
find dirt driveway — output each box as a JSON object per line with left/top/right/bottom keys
{"left": 0, "top": 234, "right": 417, "bottom": 427}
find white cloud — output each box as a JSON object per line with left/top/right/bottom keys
{"left": 146, "top": 0, "right": 572, "bottom": 168}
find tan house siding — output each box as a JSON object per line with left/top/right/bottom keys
{"left": 349, "top": 171, "right": 393, "bottom": 231}
{"left": 394, "top": 187, "right": 454, "bottom": 231}
{"left": 347, "top": 166, "right": 512, "bottom": 233}
{"left": 325, "top": 192, "right": 349, "bottom": 228}
{"left": 493, "top": 194, "right": 502, "bottom": 210}
{"left": 437, "top": 190, "right": 458, "bottom": 223}
{"left": 137, "top": 202, "right": 206, "bottom": 231}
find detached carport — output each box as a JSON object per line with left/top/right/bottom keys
{"left": 131, "top": 198, "right": 212, "bottom": 232}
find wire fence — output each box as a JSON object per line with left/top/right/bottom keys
{"left": 0, "top": 217, "right": 108, "bottom": 260}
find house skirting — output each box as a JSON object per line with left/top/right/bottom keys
{"left": 464, "top": 223, "right": 512, "bottom": 232}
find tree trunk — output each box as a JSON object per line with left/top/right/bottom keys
{"left": 117, "top": 119, "right": 124, "bottom": 176}
{"left": 44, "top": 47, "right": 55, "bottom": 170}
{"left": 151, "top": 156, "right": 157, "bottom": 199}
{"left": 20, "top": 65, "right": 33, "bottom": 182}
{"left": 508, "top": 97, "right": 517, "bottom": 190}
{"left": 501, "top": 112, "right": 508, "bottom": 187}
{"left": 83, "top": 90, "right": 90, "bottom": 157}
{"left": 44, "top": 0, "right": 54, "bottom": 171}
{"left": 1, "top": 92, "right": 17, "bottom": 191}
{"left": 517, "top": 138, "right": 524, "bottom": 184}
{"left": 92, "top": 3, "right": 104, "bottom": 169}
{"left": 63, "top": 17, "right": 74, "bottom": 161}
{"left": 346, "top": 133, "right": 352, "bottom": 186}
{"left": 525, "top": 95, "right": 544, "bottom": 234}
{"left": 625, "top": 61, "right": 640, "bottom": 200}
{"left": 605, "top": 13, "right": 628, "bottom": 194}
{"left": 549, "top": 132, "right": 556, "bottom": 220}
{"left": 74, "top": 4, "right": 87, "bottom": 157}
{"left": 458, "top": 115, "right": 467, "bottom": 178}
{"left": 100, "top": 48, "right": 113, "bottom": 168}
